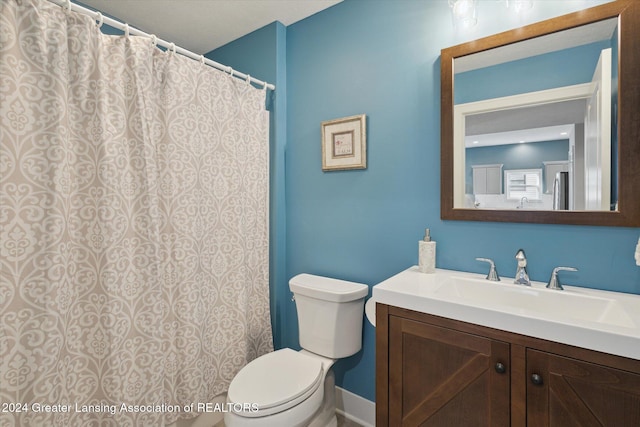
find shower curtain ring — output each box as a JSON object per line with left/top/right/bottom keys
{"left": 227, "top": 67, "right": 234, "bottom": 77}
{"left": 150, "top": 34, "right": 157, "bottom": 46}
{"left": 246, "top": 74, "right": 251, "bottom": 85}
{"left": 262, "top": 80, "right": 268, "bottom": 91}
{"left": 169, "top": 42, "right": 176, "bottom": 55}
{"left": 65, "top": 0, "right": 71, "bottom": 14}
{"left": 95, "top": 12, "right": 103, "bottom": 28}
{"left": 124, "top": 24, "right": 130, "bottom": 38}
{"left": 200, "top": 55, "right": 205, "bottom": 65}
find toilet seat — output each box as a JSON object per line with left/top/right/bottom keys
{"left": 227, "top": 348, "right": 324, "bottom": 417}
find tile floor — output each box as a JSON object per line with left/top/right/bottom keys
{"left": 212, "top": 412, "right": 364, "bottom": 427}
{"left": 336, "top": 412, "right": 365, "bottom": 426}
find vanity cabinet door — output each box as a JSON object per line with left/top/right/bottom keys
{"left": 388, "top": 315, "right": 510, "bottom": 426}
{"left": 526, "top": 349, "right": 640, "bottom": 427}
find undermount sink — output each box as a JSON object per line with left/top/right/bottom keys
{"left": 433, "top": 275, "right": 636, "bottom": 329}
{"left": 372, "top": 266, "right": 640, "bottom": 360}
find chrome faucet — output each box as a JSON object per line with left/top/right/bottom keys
{"left": 546, "top": 266, "right": 578, "bottom": 291}
{"left": 514, "top": 249, "right": 530, "bottom": 286}
{"left": 475, "top": 258, "right": 500, "bottom": 281}
{"left": 518, "top": 196, "right": 529, "bottom": 209}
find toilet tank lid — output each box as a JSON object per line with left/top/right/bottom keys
{"left": 289, "top": 274, "right": 368, "bottom": 302}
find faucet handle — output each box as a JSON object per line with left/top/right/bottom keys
{"left": 546, "top": 266, "right": 578, "bottom": 291}
{"left": 476, "top": 258, "right": 500, "bottom": 282}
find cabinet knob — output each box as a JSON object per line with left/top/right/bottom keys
{"left": 531, "top": 373, "right": 543, "bottom": 385}
{"left": 494, "top": 362, "right": 506, "bottom": 374}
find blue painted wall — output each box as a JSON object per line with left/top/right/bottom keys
{"left": 209, "top": 0, "right": 639, "bottom": 404}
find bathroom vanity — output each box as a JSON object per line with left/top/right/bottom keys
{"left": 373, "top": 267, "right": 640, "bottom": 427}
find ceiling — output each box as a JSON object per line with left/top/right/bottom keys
{"left": 464, "top": 99, "right": 587, "bottom": 148}
{"left": 80, "top": 0, "right": 342, "bottom": 54}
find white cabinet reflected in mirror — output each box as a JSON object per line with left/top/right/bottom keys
{"left": 453, "top": 19, "right": 616, "bottom": 212}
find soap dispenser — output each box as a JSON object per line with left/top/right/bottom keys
{"left": 418, "top": 228, "right": 436, "bottom": 274}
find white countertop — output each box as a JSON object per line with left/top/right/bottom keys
{"left": 372, "top": 266, "right": 640, "bottom": 360}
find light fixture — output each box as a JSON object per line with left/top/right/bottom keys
{"left": 506, "top": 0, "right": 533, "bottom": 14}
{"left": 449, "top": 0, "right": 477, "bottom": 29}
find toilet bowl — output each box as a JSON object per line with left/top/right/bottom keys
{"left": 224, "top": 349, "right": 334, "bottom": 427}
{"left": 224, "top": 274, "right": 368, "bottom": 427}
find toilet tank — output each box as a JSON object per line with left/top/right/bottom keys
{"left": 289, "top": 274, "right": 368, "bottom": 359}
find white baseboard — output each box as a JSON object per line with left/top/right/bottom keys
{"left": 335, "top": 386, "right": 375, "bottom": 427}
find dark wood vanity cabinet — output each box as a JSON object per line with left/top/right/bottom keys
{"left": 526, "top": 349, "right": 640, "bottom": 427}
{"left": 376, "top": 304, "right": 640, "bottom": 427}
{"left": 387, "top": 315, "right": 510, "bottom": 426}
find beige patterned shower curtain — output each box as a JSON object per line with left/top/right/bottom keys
{"left": 0, "top": 0, "right": 273, "bottom": 425}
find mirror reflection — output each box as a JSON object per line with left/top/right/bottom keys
{"left": 453, "top": 18, "right": 618, "bottom": 212}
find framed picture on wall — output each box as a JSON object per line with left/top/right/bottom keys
{"left": 321, "top": 114, "right": 367, "bottom": 171}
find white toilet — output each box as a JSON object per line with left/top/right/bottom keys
{"left": 224, "top": 273, "right": 368, "bottom": 427}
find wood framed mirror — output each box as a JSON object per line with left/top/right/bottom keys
{"left": 441, "top": 0, "right": 640, "bottom": 226}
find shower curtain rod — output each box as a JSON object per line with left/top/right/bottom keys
{"left": 46, "top": 0, "right": 276, "bottom": 91}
